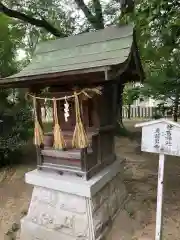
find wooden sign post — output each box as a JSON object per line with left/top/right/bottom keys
{"left": 155, "top": 153, "right": 165, "bottom": 240}
{"left": 135, "top": 119, "right": 180, "bottom": 240}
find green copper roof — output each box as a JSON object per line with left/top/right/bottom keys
{"left": 7, "top": 24, "right": 134, "bottom": 80}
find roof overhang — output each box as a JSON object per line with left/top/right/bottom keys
{"left": 0, "top": 24, "right": 144, "bottom": 88}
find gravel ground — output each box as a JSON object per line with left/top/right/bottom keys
{"left": 1, "top": 121, "right": 180, "bottom": 239}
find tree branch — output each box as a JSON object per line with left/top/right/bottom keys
{"left": 0, "top": 1, "right": 65, "bottom": 37}
{"left": 74, "top": 0, "right": 104, "bottom": 30}
{"left": 121, "top": 0, "right": 135, "bottom": 14}
{"left": 169, "top": 96, "right": 175, "bottom": 102}
{"left": 92, "top": 0, "right": 104, "bottom": 29}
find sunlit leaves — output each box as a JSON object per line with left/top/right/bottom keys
{"left": 0, "top": 14, "right": 23, "bottom": 77}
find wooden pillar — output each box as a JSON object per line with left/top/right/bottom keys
{"left": 112, "top": 83, "right": 117, "bottom": 157}
{"left": 36, "top": 99, "right": 43, "bottom": 130}
{"left": 35, "top": 97, "right": 44, "bottom": 168}
{"left": 29, "top": 87, "right": 43, "bottom": 168}
{"left": 29, "top": 86, "right": 43, "bottom": 128}
{"left": 112, "top": 83, "right": 118, "bottom": 126}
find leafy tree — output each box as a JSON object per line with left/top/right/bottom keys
{"left": 119, "top": 0, "right": 180, "bottom": 122}
{"left": 0, "top": 90, "right": 33, "bottom": 166}
{"left": 123, "top": 83, "right": 141, "bottom": 119}
{"left": 0, "top": 14, "right": 33, "bottom": 166}
{"left": 136, "top": 0, "right": 180, "bottom": 121}
{"left": 0, "top": 14, "right": 18, "bottom": 76}
{"left": 0, "top": 0, "right": 134, "bottom": 33}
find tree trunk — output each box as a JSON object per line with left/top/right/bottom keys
{"left": 1, "top": 0, "right": 105, "bottom": 36}
{"left": 74, "top": 0, "right": 104, "bottom": 30}
{"left": 127, "top": 104, "right": 131, "bottom": 119}
{"left": 173, "top": 96, "right": 179, "bottom": 122}
{"left": 0, "top": 2, "right": 65, "bottom": 37}
{"left": 116, "top": 82, "right": 125, "bottom": 127}
{"left": 1, "top": 0, "right": 135, "bottom": 37}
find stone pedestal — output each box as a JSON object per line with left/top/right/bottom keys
{"left": 20, "top": 159, "right": 127, "bottom": 240}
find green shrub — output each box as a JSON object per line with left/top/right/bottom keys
{"left": 0, "top": 90, "right": 33, "bottom": 166}
{"left": 152, "top": 113, "right": 163, "bottom": 120}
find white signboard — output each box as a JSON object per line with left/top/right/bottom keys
{"left": 135, "top": 118, "right": 180, "bottom": 240}
{"left": 136, "top": 119, "right": 180, "bottom": 157}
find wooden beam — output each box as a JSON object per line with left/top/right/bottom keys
{"left": 0, "top": 66, "right": 110, "bottom": 88}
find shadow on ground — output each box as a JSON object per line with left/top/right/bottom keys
{"left": 109, "top": 121, "right": 180, "bottom": 240}
{"left": 1, "top": 122, "right": 180, "bottom": 239}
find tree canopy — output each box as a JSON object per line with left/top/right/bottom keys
{"left": 0, "top": 0, "right": 134, "bottom": 35}
{"left": 0, "top": 14, "right": 21, "bottom": 77}
{"left": 118, "top": 0, "right": 180, "bottom": 121}
{"left": 0, "top": 13, "right": 33, "bottom": 165}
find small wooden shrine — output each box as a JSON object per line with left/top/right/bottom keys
{"left": 0, "top": 24, "right": 143, "bottom": 180}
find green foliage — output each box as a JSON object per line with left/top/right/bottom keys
{"left": 0, "top": 13, "right": 25, "bottom": 75}
{"left": 3, "top": 0, "right": 77, "bottom": 60}
{"left": 0, "top": 14, "right": 16, "bottom": 77}
{"left": 141, "top": 1, "right": 180, "bottom": 99}
{"left": 123, "top": 83, "right": 141, "bottom": 106}
{"left": 118, "top": 0, "right": 180, "bottom": 121}
{"left": 0, "top": 15, "right": 33, "bottom": 166}
{"left": 0, "top": 90, "right": 33, "bottom": 166}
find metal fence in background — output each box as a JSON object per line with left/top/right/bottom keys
{"left": 122, "top": 106, "right": 176, "bottom": 119}
{"left": 41, "top": 106, "right": 178, "bottom": 121}
{"left": 122, "top": 106, "right": 154, "bottom": 119}
{"left": 41, "top": 107, "right": 53, "bottom": 122}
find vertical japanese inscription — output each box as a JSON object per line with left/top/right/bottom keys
{"left": 154, "top": 127, "right": 160, "bottom": 149}
{"left": 165, "top": 124, "right": 173, "bottom": 147}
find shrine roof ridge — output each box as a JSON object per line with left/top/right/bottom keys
{"left": 135, "top": 118, "right": 180, "bottom": 128}
{"left": 11, "top": 24, "right": 133, "bottom": 79}
{"left": 35, "top": 24, "right": 134, "bottom": 55}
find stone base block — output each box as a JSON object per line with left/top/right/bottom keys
{"left": 20, "top": 218, "right": 79, "bottom": 240}
{"left": 20, "top": 160, "right": 127, "bottom": 240}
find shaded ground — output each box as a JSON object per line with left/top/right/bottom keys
{"left": 0, "top": 165, "right": 34, "bottom": 239}
{"left": 1, "top": 121, "right": 180, "bottom": 239}
{"left": 0, "top": 142, "right": 36, "bottom": 240}
{"left": 111, "top": 121, "right": 180, "bottom": 239}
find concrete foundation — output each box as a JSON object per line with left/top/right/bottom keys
{"left": 20, "top": 159, "right": 127, "bottom": 240}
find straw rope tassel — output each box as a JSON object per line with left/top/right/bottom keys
{"left": 33, "top": 96, "right": 44, "bottom": 146}
{"left": 53, "top": 99, "right": 66, "bottom": 149}
{"left": 72, "top": 92, "right": 88, "bottom": 149}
